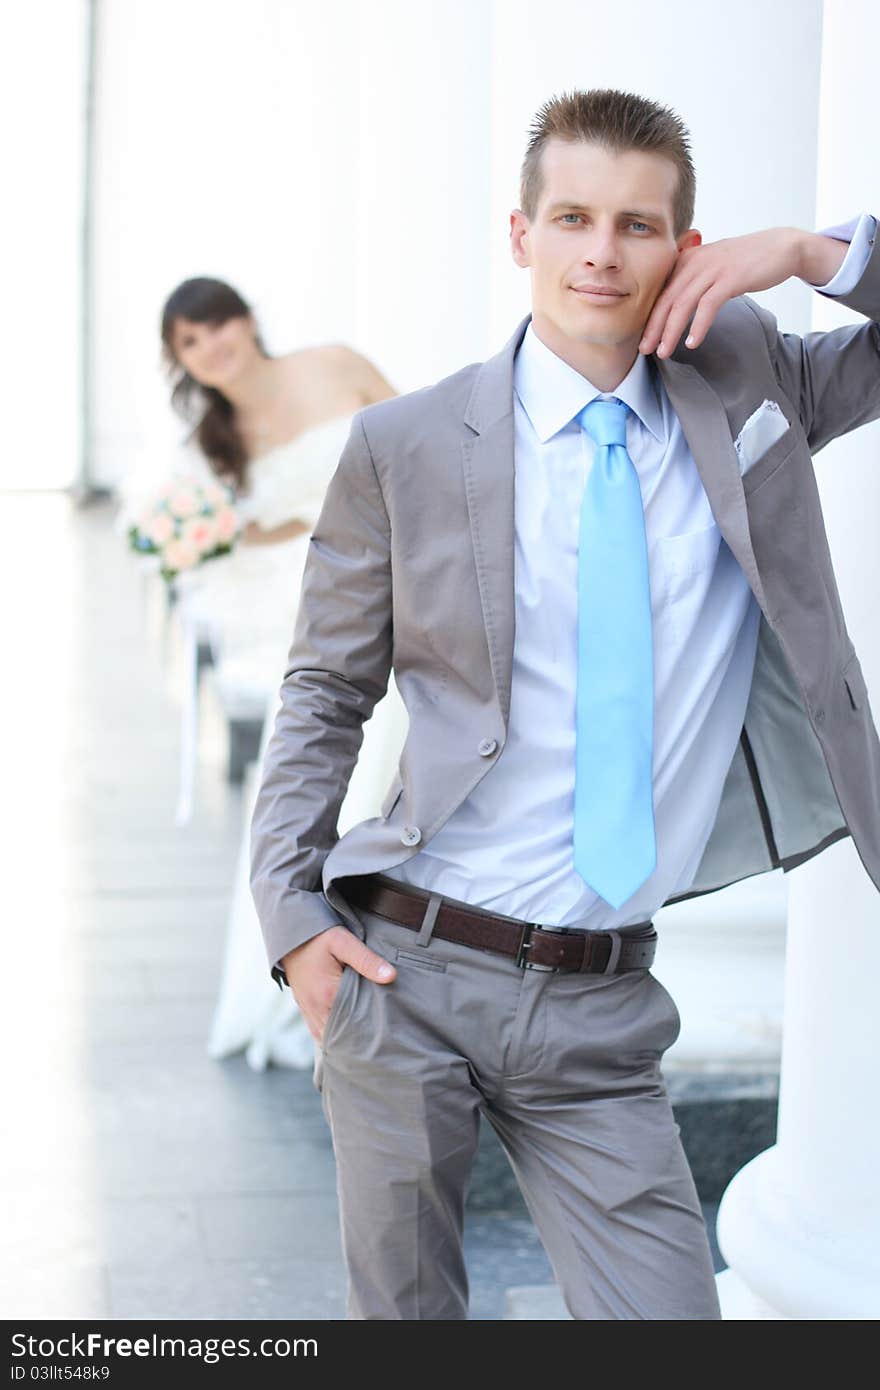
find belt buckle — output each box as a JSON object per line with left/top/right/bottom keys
{"left": 515, "top": 922, "right": 559, "bottom": 972}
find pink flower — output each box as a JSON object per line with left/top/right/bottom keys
{"left": 214, "top": 505, "right": 240, "bottom": 543}
{"left": 144, "top": 512, "right": 176, "bottom": 546}
{"left": 180, "top": 514, "right": 219, "bottom": 555}
{"left": 167, "top": 486, "right": 201, "bottom": 520}
{"left": 204, "top": 480, "right": 233, "bottom": 507}
{"left": 162, "top": 536, "right": 200, "bottom": 573}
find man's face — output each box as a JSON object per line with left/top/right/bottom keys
{"left": 510, "top": 139, "right": 701, "bottom": 369}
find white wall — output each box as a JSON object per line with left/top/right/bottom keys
{"left": 351, "top": 0, "right": 493, "bottom": 388}
{"left": 0, "top": 0, "right": 89, "bottom": 490}
{"left": 90, "top": 0, "right": 494, "bottom": 491}
{"left": 91, "top": 0, "right": 362, "bottom": 487}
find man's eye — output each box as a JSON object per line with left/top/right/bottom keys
{"left": 559, "top": 215, "right": 651, "bottom": 232}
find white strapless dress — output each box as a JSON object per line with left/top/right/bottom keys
{"left": 203, "top": 415, "right": 408, "bottom": 1069}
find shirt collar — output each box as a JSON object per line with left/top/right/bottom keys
{"left": 512, "top": 319, "right": 665, "bottom": 445}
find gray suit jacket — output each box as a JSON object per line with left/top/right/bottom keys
{"left": 251, "top": 226, "right": 880, "bottom": 986}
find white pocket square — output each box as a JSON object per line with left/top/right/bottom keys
{"left": 733, "top": 399, "right": 791, "bottom": 476}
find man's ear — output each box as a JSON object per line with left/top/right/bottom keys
{"left": 660, "top": 229, "right": 702, "bottom": 288}
{"left": 510, "top": 209, "right": 530, "bottom": 268}
{"left": 678, "top": 228, "right": 702, "bottom": 254}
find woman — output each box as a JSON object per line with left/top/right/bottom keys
{"left": 160, "top": 277, "right": 393, "bottom": 661}
{"left": 160, "top": 276, "right": 409, "bottom": 1068}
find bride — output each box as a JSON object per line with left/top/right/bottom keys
{"left": 159, "top": 275, "right": 409, "bottom": 1068}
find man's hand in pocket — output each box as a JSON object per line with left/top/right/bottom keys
{"left": 279, "top": 925, "right": 397, "bottom": 1043}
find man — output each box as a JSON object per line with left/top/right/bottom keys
{"left": 250, "top": 88, "right": 880, "bottom": 1319}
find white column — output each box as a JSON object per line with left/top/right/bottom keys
{"left": 351, "top": 0, "right": 492, "bottom": 382}
{"left": 716, "top": 0, "right": 880, "bottom": 1319}
{"left": 0, "top": 0, "right": 89, "bottom": 489}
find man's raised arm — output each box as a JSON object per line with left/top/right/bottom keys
{"left": 751, "top": 213, "right": 880, "bottom": 455}
{"left": 638, "top": 212, "right": 880, "bottom": 455}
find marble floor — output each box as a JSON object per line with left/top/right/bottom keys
{"left": 0, "top": 491, "right": 723, "bottom": 1322}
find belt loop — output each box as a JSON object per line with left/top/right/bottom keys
{"left": 415, "top": 892, "right": 443, "bottom": 947}
{"left": 603, "top": 929, "right": 623, "bottom": 975}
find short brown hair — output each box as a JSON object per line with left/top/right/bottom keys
{"left": 520, "top": 88, "right": 696, "bottom": 239}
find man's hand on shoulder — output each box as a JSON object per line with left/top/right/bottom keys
{"left": 638, "top": 226, "right": 832, "bottom": 360}
{"left": 280, "top": 924, "right": 397, "bottom": 1044}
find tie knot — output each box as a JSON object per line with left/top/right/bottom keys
{"left": 577, "top": 397, "right": 629, "bottom": 448}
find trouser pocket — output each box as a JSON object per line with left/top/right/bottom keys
{"left": 320, "top": 959, "right": 360, "bottom": 1054}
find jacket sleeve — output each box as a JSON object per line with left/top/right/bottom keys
{"left": 744, "top": 214, "right": 880, "bottom": 456}
{"left": 249, "top": 410, "right": 393, "bottom": 982}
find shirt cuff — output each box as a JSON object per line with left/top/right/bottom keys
{"left": 808, "top": 212, "right": 878, "bottom": 295}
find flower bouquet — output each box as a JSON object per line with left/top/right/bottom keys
{"left": 127, "top": 476, "right": 242, "bottom": 581}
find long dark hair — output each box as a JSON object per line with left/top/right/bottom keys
{"left": 160, "top": 277, "right": 270, "bottom": 489}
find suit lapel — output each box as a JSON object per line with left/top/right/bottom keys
{"left": 654, "top": 354, "right": 771, "bottom": 617}
{"left": 461, "top": 315, "right": 528, "bottom": 727}
{"left": 461, "top": 316, "right": 772, "bottom": 732}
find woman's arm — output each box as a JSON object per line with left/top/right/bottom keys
{"left": 358, "top": 356, "right": 397, "bottom": 404}
{"left": 327, "top": 344, "right": 397, "bottom": 405}
{"left": 241, "top": 517, "right": 310, "bottom": 545}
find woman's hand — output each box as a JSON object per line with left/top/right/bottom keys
{"left": 241, "top": 518, "right": 310, "bottom": 546}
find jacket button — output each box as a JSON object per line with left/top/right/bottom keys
{"left": 401, "top": 825, "right": 422, "bottom": 846}
{"left": 478, "top": 738, "right": 498, "bottom": 756}
{"left": 815, "top": 707, "right": 825, "bottom": 724}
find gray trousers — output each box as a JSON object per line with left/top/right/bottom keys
{"left": 313, "top": 881, "right": 722, "bottom": 1320}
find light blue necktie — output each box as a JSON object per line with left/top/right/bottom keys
{"left": 573, "top": 397, "right": 656, "bottom": 908}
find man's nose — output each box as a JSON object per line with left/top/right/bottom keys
{"left": 584, "top": 229, "right": 622, "bottom": 266}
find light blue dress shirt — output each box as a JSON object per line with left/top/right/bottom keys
{"left": 382, "top": 216, "right": 875, "bottom": 930}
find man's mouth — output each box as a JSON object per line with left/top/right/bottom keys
{"left": 571, "top": 285, "right": 628, "bottom": 302}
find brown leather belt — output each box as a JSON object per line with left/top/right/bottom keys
{"left": 342, "top": 873, "right": 657, "bottom": 974}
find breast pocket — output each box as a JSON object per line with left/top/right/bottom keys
{"left": 658, "top": 519, "right": 722, "bottom": 594}
{"left": 740, "top": 425, "right": 798, "bottom": 499}
{"left": 653, "top": 522, "right": 722, "bottom": 647}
